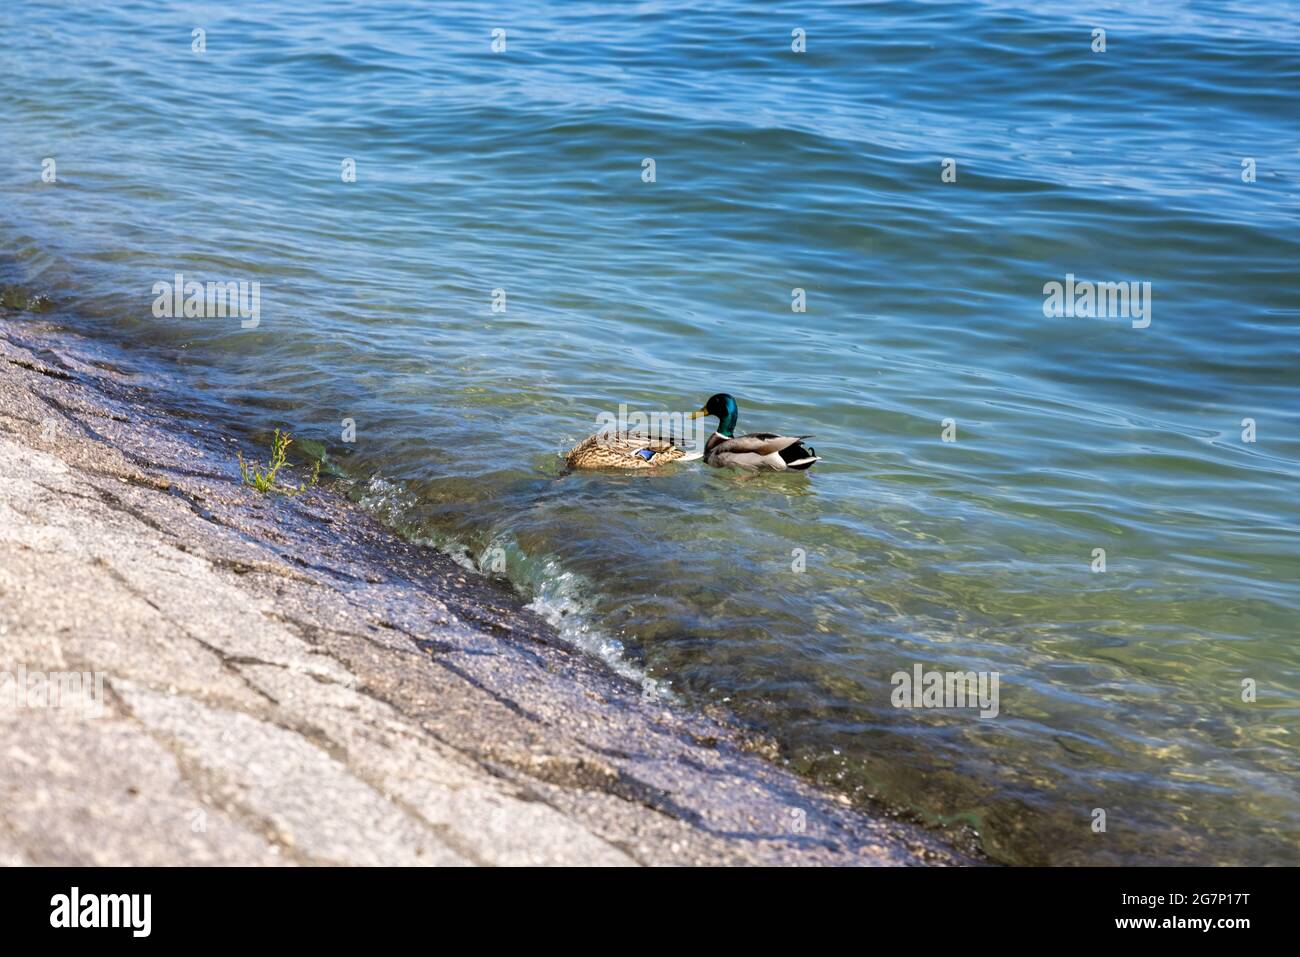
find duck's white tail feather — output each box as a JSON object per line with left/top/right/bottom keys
{"left": 679, "top": 450, "right": 705, "bottom": 462}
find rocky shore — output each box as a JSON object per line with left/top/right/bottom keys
{"left": 0, "top": 310, "right": 968, "bottom": 866}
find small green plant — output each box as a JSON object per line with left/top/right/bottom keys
{"left": 238, "top": 429, "right": 320, "bottom": 496}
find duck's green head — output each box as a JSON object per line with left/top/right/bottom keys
{"left": 688, "top": 393, "right": 738, "bottom": 437}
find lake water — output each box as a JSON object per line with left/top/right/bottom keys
{"left": 2, "top": 0, "right": 1297, "bottom": 864}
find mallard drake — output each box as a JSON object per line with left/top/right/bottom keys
{"left": 564, "top": 431, "right": 700, "bottom": 470}
{"left": 687, "top": 393, "right": 819, "bottom": 471}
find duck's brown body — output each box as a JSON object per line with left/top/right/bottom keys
{"left": 564, "top": 431, "right": 692, "bottom": 470}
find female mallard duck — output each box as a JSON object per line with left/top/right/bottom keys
{"left": 688, "top": 393, "right": 819, "bottom": 471}
{"left": 564, "top": 430, "right": 700, "bottom": 470}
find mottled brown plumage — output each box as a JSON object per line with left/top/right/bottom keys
{"left": 564, "top": 431, "right": 694, "bottom": 470}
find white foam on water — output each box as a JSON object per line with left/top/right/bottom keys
{"left": 356, "top": 474, "right": 668, "bottom": 700}
{"left": 521, "top": 557, "right": 652, "bottom": 691}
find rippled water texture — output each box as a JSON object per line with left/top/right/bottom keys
{"left": 2, "top": 0, "right": 1298, "bottom": 864}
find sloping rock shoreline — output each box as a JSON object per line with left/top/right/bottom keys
{"left": 0, "top": 310, "right": 969, "bottom": 866}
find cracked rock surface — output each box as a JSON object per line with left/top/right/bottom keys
{"left": 0, "top": 312, "right": 968, "bottom": 866}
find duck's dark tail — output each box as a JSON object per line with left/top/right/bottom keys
{"left": 780, "top": 440, "right": 819, "bottom": 470}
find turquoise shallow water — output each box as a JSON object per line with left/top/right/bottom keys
{"left": 2, "top": 0, "right": 1298, "bottom": 864}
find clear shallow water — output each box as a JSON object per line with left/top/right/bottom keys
{"left": 2, "top": 0, "right": 1298, "bottom": 864}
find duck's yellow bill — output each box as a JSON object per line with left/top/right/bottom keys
{"left": 687, "top": 407, "right": 708, "bottom": 419}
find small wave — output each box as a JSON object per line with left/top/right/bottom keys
{"left": 355, "top": 474, "right": 666, "bottom": 699}
{"left": 521, "top": 558, "right": 663, "bottom": 696}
